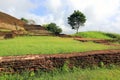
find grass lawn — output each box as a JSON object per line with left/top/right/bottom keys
{"left": 73, "top": 31, "right": 120, "bottom": 39}
{"left": 0, "top": 36, "right": 119, "bottom": 56}
{"left": 0, "top": 67, "right": 120, "bottom": 80}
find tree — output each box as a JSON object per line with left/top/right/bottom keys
{"left": 21, "top": 17, "right": 28, "bottom": 24}
{"left": 21, "top": 18, "right": 35, "bottom": 25}
{"left": 27, "top": 19, "right": 35, "bottom": 25}
{"left": 43, "top": 23, "right": 62, "bottom": 35}
{"left": 68, "top": 10, "right": 86, "bottom": 33}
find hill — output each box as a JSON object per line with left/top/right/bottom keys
{"left": 0, "top": 11, "right": 52, "bottom": 36}
{"left": 0, "top": 11, "right": 25, "bottom": 30}
{"left": 73, "top": 31, "right": 120, "bottom": 39}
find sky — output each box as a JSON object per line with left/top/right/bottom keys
{"left": 0, "top": 0, "right": 120, "bottom": 34}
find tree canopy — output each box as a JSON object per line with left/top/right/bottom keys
{"left": 21, "top": 17, "right": 28, "bottom": 23}
{"left": 21, "top": 18, "right": 35, "bottom": 25}
{"left": 43, "top": 23, "right": 62, "bottom": 35}
{"left": 68, "top": 10, "right": 86, "bottom": 33}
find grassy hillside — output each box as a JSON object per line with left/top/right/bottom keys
{"left": 0, "top": 36, "right": 118, "bottom": 56}
{"left": 73, "top": 31, "right": 120, "bottom": 39}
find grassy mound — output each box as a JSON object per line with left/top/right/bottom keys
{"left": 73, "top": 31, "right": 120, "bottom": 39}
{"left": 0, "top": 36, "right": 118, "bottom": 56}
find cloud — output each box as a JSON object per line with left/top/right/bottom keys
{"left": 0, "top": 0, "right": 120, "bottom": 34}
{"left": 0, "top": 0, "right": 36, "bottom": 17}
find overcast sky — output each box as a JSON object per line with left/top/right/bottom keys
{"left": 0, "top": 0, "right": 120, "bottom": 34}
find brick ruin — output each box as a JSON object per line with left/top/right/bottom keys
{"left": 0, "top": 50, "right": 120, "bottom": 72}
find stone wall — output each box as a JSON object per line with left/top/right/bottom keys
{"left": 24, "top": 25, "right": 45, "bottom": 31}
{"left": 0, "top": 50, "right": 120, "bottom": 72}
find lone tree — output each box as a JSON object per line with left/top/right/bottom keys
{"left": 68, "top": 10, "right": 86, "bottom": 33}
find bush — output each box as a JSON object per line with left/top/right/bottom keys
{"left": 43, "top": 23, "right": 62, "bottom": 35}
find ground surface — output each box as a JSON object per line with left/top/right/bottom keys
{"left": 73, "top": 31, "right": 120, "bottom": 39}
{"left": 0, "top": 36, "right": 119, "bottom": 56}
{"left": 0, "top": 49, "right": 120, "bottom": 80}
{"left": 0, "top": 49, "right": 120, "bottom": 62}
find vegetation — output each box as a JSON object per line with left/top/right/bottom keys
{"left": 73, "top": 31, "right": 120, "bottom": 39}
{"left": 0, "top": 36, "right": 118, "bottom": 56}
{"left": 21, "top": 18, "right": 35, "bottom": 25}
{"left": 68, "top": 10, "right": 86, "bottom": 33}
{"left": 0, "top": 66, "right": 120, "bottom": 80}
{"left": 21, "top": 17, "right": 28, "bottom": 24}
{"left": 0, "top": 29, "right": 11, "bottom": 32}
{"left": 43, "top": 23, "right": 62, "bottom": 35}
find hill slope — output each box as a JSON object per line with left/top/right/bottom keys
{"left": 0, "top": 11, "right": 25, "bottom": 30}
{"left": 73, "top": 31, "right": 120, "bottom": 39}
{"left": 0, "top": 11, "right": 25, "bottom": 26}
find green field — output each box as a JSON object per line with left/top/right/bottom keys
{"left": 0, "top": 36, "right": 119, "bottom": 56}
{"left": 73, "top": 31, "right": 120, "bottom": 39}
{"left": 0, "top": 29, "right": 11, "bottom": 32}
{"left": 0, "top": 67, "right": 120, "bottom": 80}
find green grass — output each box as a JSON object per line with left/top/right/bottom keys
{"left": 73, "top": 31, "right": 120, "bottom": 39}
{"left": 0, "top": 29, "right": 11, "bottom": 32}
{"left": 0, "top": 36, "right": 119, "bottom": 56}
{"left": 0, "top": 67, "right": 120, "bottom": 80}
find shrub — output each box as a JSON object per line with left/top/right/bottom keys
{"left": 43, "top": 23, "right": 62, "bottom": 35}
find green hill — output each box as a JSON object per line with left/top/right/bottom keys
{"left": 73, "top": 31, "right": 120, "bottom": 39}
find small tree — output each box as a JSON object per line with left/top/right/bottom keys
{"left": 68, "top": 10, "right": 86, "bottom": 33}
{"left": 21, "top": 17, "right": 28, "bottom": 24}
{"left": 21, "top": 18, "right": 35, "bottom": 25}
{"left": 44, "top": 23, "right": 62, "bottom": 35}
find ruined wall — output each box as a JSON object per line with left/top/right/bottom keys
{"left": 0, "top": 50, "right": 120, "bottom": 72}
{"left": 0, "top": 23, "right": 24, "bottom": 31}
{"left": 24, "top": 25, "right": 45, "bottom": 31}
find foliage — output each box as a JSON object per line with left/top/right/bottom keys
{"left": 42, "top": 24, "right": 49, "bottom": 29}
{"left": 21, "top": 18, "right": 35, "bottom": 25}
{"left": 105, "top": 33, "right": 120, "bottom": 39}
{"left": 68, "top": 10, "right": 86, "bottom": 33}
{"left": 0, "top": 66, "right": 120, "bottom": 80}
{"left": 21, "top": 17, "right": 28, "bottom": 24}
{"left": 44, "top": 23, "right": 62, "bottom": 35}
{"left": 0, "top": 36, "right": 118, "bottom": 56}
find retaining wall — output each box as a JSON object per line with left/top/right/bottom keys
{"left": 0, "top": 50, "right": 120, "bottom": 72}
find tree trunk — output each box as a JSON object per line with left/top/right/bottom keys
{"left": 76, "top": 25, "right": 79, "bottom": 34}
{"left": 76, "top": 29, "right": 78, "bottom": 34}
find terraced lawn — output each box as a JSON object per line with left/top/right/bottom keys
{"left": 0, "top": 36, "right": 119, "bottom": 56}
